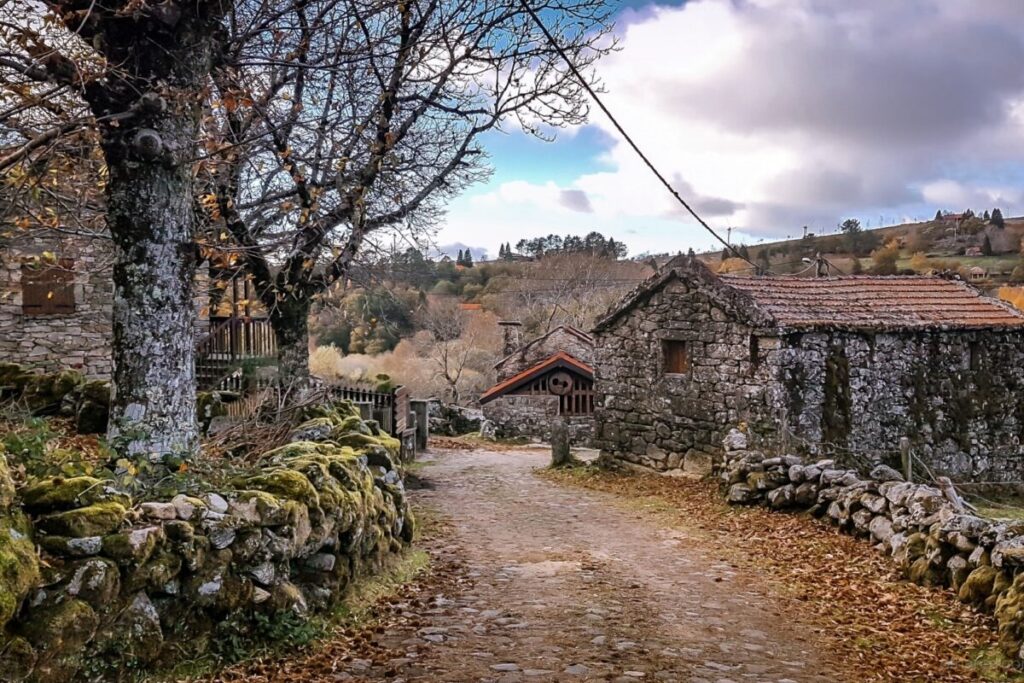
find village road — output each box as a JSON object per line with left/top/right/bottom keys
{"left": 389, "top": 447, "right": 843, "bottom": 682}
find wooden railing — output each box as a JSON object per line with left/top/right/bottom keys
{"left": 329, "top": 384, "right": 411, "bottom": 438}
{"left": 196, "top": 316, "right": 277, "bottom": 390}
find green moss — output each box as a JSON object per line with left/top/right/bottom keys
{"left": 101, "top": 527, "right": 160, "bottom": 565}
{"left": 21, "top": 476, "right": 130, "bottom": 512}
{"left": 0, "top": 511, "right": 40, "bottom": 628}
{"left": 960, "top": 566, "right": 1000, "bottom": 607}
{"left": 19, "top": 598, "right": 98, "bottom": 653}
{"left": 238, "top": 469, "right": 320, "bottom": 508}
{"left": 37, "top": 501, "right": 127, "bottom": 537}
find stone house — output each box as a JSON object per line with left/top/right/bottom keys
{"left": 1, "top": 231, "right": 273, "bottom": 386}
{"left": 591, "top": 256, "right": 1024, "bottom": 482}
{"left": 479, "top": 323, "right": 595, "bottom": 442}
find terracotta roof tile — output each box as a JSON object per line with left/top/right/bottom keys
{"left": 721, "top": 275, "right": 1024, "bottom": 330}
{"left": 480, "top": 351, "right": 594, "bottom": 404}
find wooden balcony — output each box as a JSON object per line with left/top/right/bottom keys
{"left": 196, "top": 316, "right": 277, "bottom": 391}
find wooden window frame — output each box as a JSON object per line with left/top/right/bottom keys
{"left": 21, "top": 258, "right": 75, "bottom": 316}
{"left": 662, "top": 339, "right": 690, "bottom": 375}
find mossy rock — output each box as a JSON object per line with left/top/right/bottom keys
{"left": 334, "top": 432, "right": 401, "bottom": 460}
{"left": 19, "top": 598, "right": 99, "bottom": 655}
{"left": 37, "top": 502, "right": 127, "bottom": 538}
{"left": 908, "top": 556, "right": 945, "bottom": 586}
{"left": 0, "top": 511, "right": 41, "bottom": 629}
{"left": 996, "top": 573, "right": 1024, "bottom": 657}
{"left": 336, "top": 415, "right": 372, "bottom": 436}
{"left": 101, "top": 527, "right": 162, "bottom": 566}
{"left": 21, "top": 477, "right": 130, "bottom": 513}
{"left": 0, "top": 363, "right": 34, "bottom": 398}
{"left": 0, "top": 453, "right": 16, "bottom": 509}
{"left": 74, "top": 382, "right": 110, "bottom": 435}
{"left": 23, "top": 370, "right": 85, "bottom": 416}
{"left": 262, "top": 440, "right": 339, "bottom": 463}
{"left": 959, "top": 565, "right": 1000, "bottom": 607}
{"left": 124, "top": 550, "right": 182, "bottom": 594}
{"left": 0, "top": 635, "right": 37, "bottom": 681}
{"left": 237, "top": 469, "right": 320, "bottom": 509}
{"left": 64, "top": 557, "right": 120, "bottom": 609}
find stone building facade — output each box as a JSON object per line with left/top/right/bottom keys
{"left": 592, "top": 257, "right": 1024, "bottom": 482}
{"left": 1, "top": 232, "right": 211, "bottom": 380}
{"left": 481, "top": 325, "right": 596, "bottom": 443}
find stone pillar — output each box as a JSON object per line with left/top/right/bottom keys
{"left": 551, "top": 418, "right": 571, "bottom": 467}
{"left": 411, "top": 399, "right": 430, "bottom": 451}
{"left": 498, "top": 320, "right": 523, "bottom": 356}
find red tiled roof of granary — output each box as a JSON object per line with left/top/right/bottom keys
{"left": 720, "top": 275, "right": 1024, "bottom": 330}
{"left": 479, "top": 351, "right": 594, "bottom": 404}
{"left": 592, "top": 256, "right": 1024, "bottom": 333}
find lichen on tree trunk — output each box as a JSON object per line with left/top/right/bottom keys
{"left": 105, "top": 139, "right": 199, "bottom": 463}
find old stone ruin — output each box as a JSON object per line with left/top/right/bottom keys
{"left": 719, "top": 427, "right": 1024, "bottom": 661}
{"left": 593, "top": 256, "right": 1024, "bottom": 483}
{"left": 0, "top": 364, "right": 413, "bottom": 682}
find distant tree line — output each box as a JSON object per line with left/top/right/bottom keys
{"left": 514, "top": 231, "right": 628, "bottom": 259}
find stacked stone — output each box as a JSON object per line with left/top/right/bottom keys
{"left": 719, "top": 427, "right": 1024, "bottom": 662}
{"left": 0, "top": 401, "right": 414, "bottom": 682}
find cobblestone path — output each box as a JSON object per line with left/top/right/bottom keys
{"left": 382, "top": 447, "right": 843, "bottom": 682}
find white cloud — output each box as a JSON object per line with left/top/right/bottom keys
{"left": 440, "top": 0, "right": 1024, "bottom": 253}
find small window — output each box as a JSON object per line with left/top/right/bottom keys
{"left": 662, "top": 339, "right": 690, "bottom": 375}
{"left": 22, "top": 259, "right": 75, "bottom": 315}
{"left": 969, "top": 341, "right": 982, "bottom": 371}
{"left": 749, "top": 335, "right": 760, "bottom": 375}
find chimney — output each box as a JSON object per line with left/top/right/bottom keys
{"left": 498, "top": 320, "right": 523, "bottom": 356}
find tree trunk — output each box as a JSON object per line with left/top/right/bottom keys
{"left": 105, "top": 119, "right": 200, "bottom": 464}
{"left": 272, "top": 299, "right": 312, "bottom": 392}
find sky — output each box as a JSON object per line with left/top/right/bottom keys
{"left": 436, "top": 0, "right": 1024, "bottom": 260}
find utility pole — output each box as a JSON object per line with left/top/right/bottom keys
{"left": 726, "top": 226, "right": 732, "bottom": 246}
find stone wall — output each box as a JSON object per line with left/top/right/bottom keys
{"left": 495, "top": 326, "right": 594, "bottom": 381}
{"left": 777, "top": 329, "right": 1024, "bottom": 483}
{"left": 1, "top": 234, "right": 212, "bottom": 381}
{"left": 0, "top": 236, "right": 114, "bottom": 379}
{"left": 718, "top": 427, "right": 1024, "bottom": 662}
{"left": 0, "top": 401, "right": 412, "bottom": 682}
{"left": 482, "top": 394, "right": 592, "bottom": 444}
{"left": 592, "top": 278, "right": 782, "bottom": 474}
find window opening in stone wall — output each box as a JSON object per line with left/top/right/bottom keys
{"left": 749, "top": 335, "right": 760, "bottom": 375}
{"left": 969, "top": 341, "right": 982, "bottom": 371}
{"left": 21, "top": 258, "right": 75, "bottom": 315}
{"left": 662, "top": 339, "right": 690, "bottom": 375}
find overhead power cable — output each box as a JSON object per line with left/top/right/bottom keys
{"left": 515, "top": 0, "right": 766, "bottom": 274}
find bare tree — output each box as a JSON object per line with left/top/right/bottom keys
{"left": 205, "top": 0, "right": 615, "bottom": 387}
{"left": 415, "top": 301, "right": 498, "bottom": 403}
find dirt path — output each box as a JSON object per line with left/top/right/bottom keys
{"left": 378, "top": 447, "right": 842, "bottom": 682}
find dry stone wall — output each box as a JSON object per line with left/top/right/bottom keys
{"left": 494, "top": 327, "right": 594, "bottom": 381}
{"left": 482, "top": 394, "right": 592, "bottom": 444}
{"left": 0, "top": 400, "right": 412, "bottom": 682}
{"left": 719, "top": 427, "right": 1024, "bottom": 661}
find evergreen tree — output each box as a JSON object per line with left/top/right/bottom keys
{"left": 463, "top": 250, "right": 474, "bottom": 267}
{"left": 982, "top": 234, "right": 993, "bottom": 256}
{"left": 687, "top": 247, "right": 696, "bottom": 258}
{"left": 992, "top": 208, "right": 1006, "bottom": 229}
{"left": 456, "top": 248, "right": 464, "bottom": 265}
{"left": 721, "top": 247, "right": 730, "bottom": 261}
{"left": 984, "top": 210, "right": 991, "bottom": 221}
{"left": 935, "top": 209, "right": 943, "bottom": 221}
{"left": 738, "top": 244, "right": 750, "bottom": 260}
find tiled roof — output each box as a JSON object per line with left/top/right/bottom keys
{"left": 480, "top": 351, "right": 594, "bottom": 404}
{"left": 721, "top": 275, "right": 1024, "bottom": 330}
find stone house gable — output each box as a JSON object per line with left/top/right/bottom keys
{"left": 592, "top": 257, "right": 1024, "bottom": 483}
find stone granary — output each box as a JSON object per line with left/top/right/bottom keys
{"left": 479, "top": 323, "right": 596, "bottom": 442}
{"left": 591, "top": 257, "right": 1024, "bottom": 482}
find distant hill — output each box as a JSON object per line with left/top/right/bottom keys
{"left": 695, "top": 214, "right": 1024, "bottom": 287}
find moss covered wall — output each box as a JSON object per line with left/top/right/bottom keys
{"left": 0, "top": 401, "right": 413, "bottom": 682}
{"left": 777, "top": 330, "right": 1024, "bottom": 481}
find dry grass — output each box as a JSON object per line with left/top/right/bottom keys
{"left": 541, "top": 466, "right": 1024, "bottom": 683}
